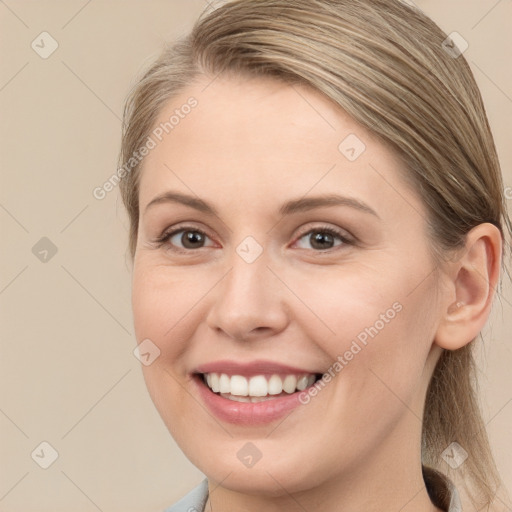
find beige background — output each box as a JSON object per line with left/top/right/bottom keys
{"left": 0, "top": 1, "right": 510, "bottom": 510}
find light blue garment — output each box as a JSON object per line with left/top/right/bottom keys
{"left": 163, "top": 466, "right": 463, "bottom": 512}
{"left": 163, "top": 478, "right": 209, "bottom": 512}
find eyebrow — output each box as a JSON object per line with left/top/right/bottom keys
{"left": 144, "top": 191, "right": 380, "bottom": 218}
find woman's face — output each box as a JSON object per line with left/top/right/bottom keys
{"left": 132, "top": 74, "right": 445, "bottom": 495}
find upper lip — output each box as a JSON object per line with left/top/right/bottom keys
{"left": 194, "top": 359, "right": 321, "bottom": 377}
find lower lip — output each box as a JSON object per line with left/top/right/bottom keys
{"left": 193, "top": 375, "right": 306, "bottom": 425}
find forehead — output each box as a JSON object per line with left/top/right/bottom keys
{"left": 143, "top": 73, "right": 385, "bottom": 160}
{"left": 137, "top": 73, "right": 419, "bottom": 219}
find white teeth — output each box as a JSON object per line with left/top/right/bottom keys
{"left": 220, "top": 393, "right": 251, "bottom": 402}
{"left": 203, "top": 372, "right": 317, "bottom": 397}
{"left": 282, "top": 375, "right": 297, "bottom": 393}
{"left": 248, "top": 375, "right": 268, "bottom": 396}
{"left": 230, "top": 375, "right": 249, "bottom": 396}
{"left": 296, "top": 375, "right": 309, "bottom": 391}
{"left": 219, "top": 393, "right": 281, "bottom": 403}
{"left": 250, "top": 395, "right": 275, "bottom": 403}
{"left": 268, "top": 374, "right": 283, "bottom": 395}
{"left": 219, "top": 373, "right": 231, "bottom": 393}
{"left": 210, "top": 373, "right": 220, "bottom": 392}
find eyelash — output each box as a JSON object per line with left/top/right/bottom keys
{"left": 151, "top": 224, "right": 354, "bottom": 254}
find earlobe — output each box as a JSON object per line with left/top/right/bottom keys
{"left": 434, "top": 223, "right": 502, "bottom": 351}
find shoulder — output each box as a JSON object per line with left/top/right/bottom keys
{"left": 162, "top": 478, "right": 209, "bottom": 512}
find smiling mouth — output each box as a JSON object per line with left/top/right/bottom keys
{"left": 199, "top": 372, "right": 322, "bottom": 403}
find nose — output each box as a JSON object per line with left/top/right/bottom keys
{"left": 205, "top": 248, "right": 290, "bottom": 342}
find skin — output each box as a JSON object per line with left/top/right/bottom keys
{"left": 131, "top": 73, "right": 501, "bottom": 512}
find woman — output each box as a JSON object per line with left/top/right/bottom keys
{"left": 118, "top": 0, "right": 510, "bottom": 510}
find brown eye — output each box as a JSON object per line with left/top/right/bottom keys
{"left": 177, "top": 230, "right": 207, "bottom": 249}
{"left": 154, "top": 226, "right": 215, "bottom": 252}
{"left": 295, "top": 226, "right": 352, "bottom": 251}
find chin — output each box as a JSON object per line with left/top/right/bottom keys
{"left": 181, "top": 436, "right": 331, "bottom": 497}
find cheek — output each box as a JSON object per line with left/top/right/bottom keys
{"left": 131, "top": 264, "right": 207, "bottom": 437}
{"left": 303, "top": 254, "right": 437, "bottom": 341}
{"left": 131, "top": 263, "right": 206, "bottom": 359}
{"left": 290, "top": 266, "right": 407, "bottom": 352}
{"left": 131, "top": 264, "right": 203, "bottom": 421}
{"left": 299, "top": 263, "right": 438, "bottom": 403}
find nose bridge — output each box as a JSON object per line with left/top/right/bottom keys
{"left": 206, "top": 243, "right": 288, "bottom": 340}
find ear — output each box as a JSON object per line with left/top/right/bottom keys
{"left": 434, "top": 223, "right": 502, "bottom": 350}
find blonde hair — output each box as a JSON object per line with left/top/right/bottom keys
{"left": 119, "top": 0, "right": 511, "bottom": 508}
